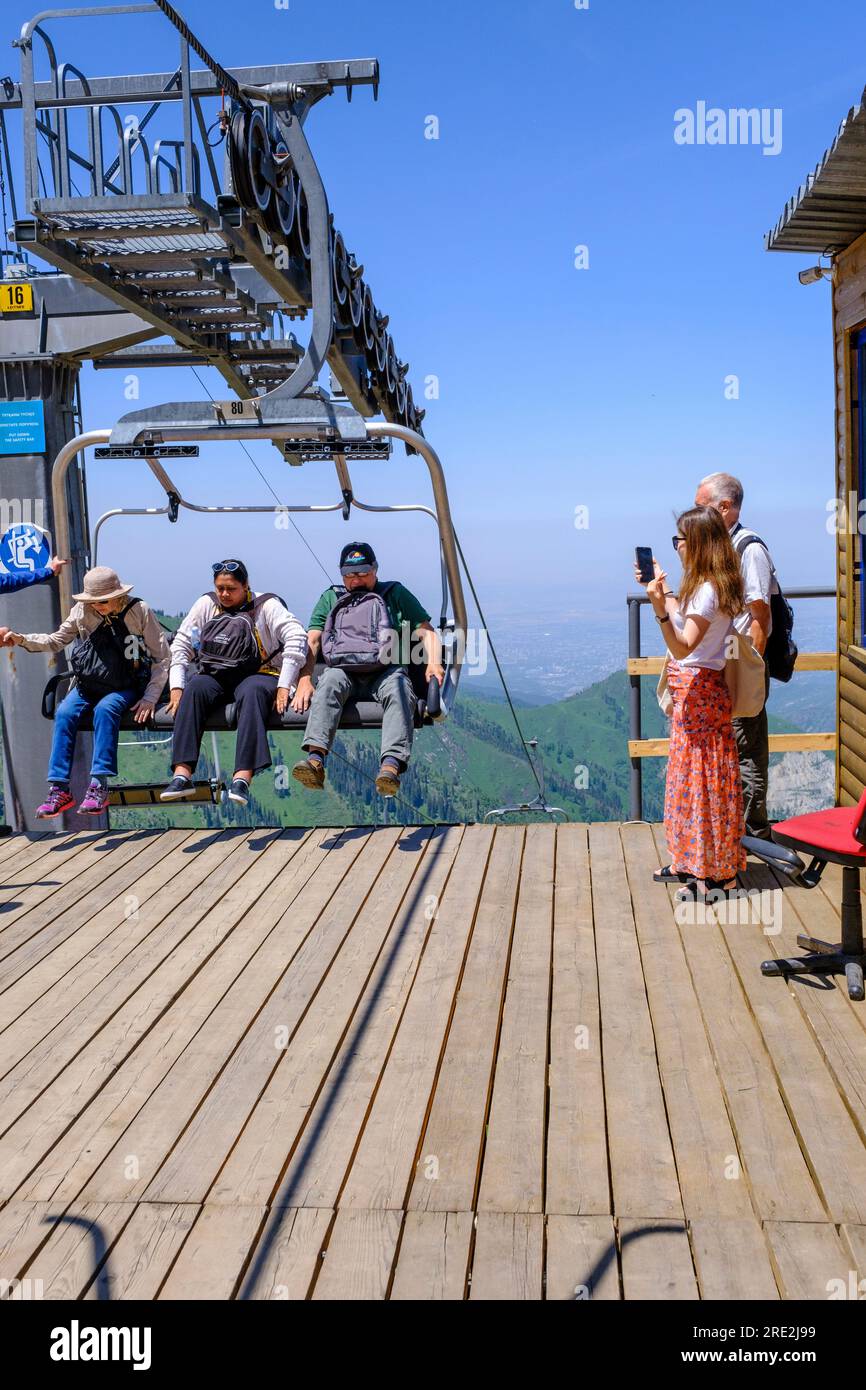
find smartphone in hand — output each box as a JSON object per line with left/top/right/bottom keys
{"left": 635, "top": 547, "right": 654, "bottom": 584}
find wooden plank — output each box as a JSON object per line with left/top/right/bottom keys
{"left": 0, "top": 832, "right": 97, "bottom": 897}
{"left": 0, "top": 1200, "right": 56, "bottom": 1289}
{"left": 546, "top": 824, "right": 610, "bottom": 1215}
{"left": 0, "top": 830, "right": 161, "bottom": 948}
{"left": 311, "top": 1209, "right": 402, "bottom": 1301}
{"left": 81, "top": 1203, "right": 200, "bottom": 1300}
{"left": 546, "top": 1214, "right": 620, "bottom": 1301}
{"left": 79, "top": 829, "right": 392, "bottom": 1202}
{"left": 630, "top": 733, "right": 836, "bottom": 758}
{"left": 257, "top": 829, "right": 464, "bottom": 1211}
{"left": 718, "top": 878, "right": 866, "bottom": 1224}
{"left": 406, "top": 827, "right": 524, "bottom": 1214}
{"left": 389, "top": 1211, "right": 473, "bottom": 1300}
{"left": 0, "top": 829, "right": 262, "bottom": 1132}
{"left": 238, "top": 1207, "right": 332, "bottom": 1300}
{"left": 588, "top": 823, "right": 682, "bottom": 1220}
{"left": 158, "top": 1205, "right": 266, "bottom": 1300}
{"left": 764, "top": 1221, "right": 853, "bottom": 1299}
{"left": 619, "top": 1219, "right": 698, "bottom": 1299}
{"left": 627, "top": 652, "right": 835, "bottom": 676}
{"left": 621, "top": 823, "right": 755, "bottom": 1219}
{"left": 0, "top": 827, "right": 198, "bottom": 1030}
{"left": 476, "top": 824, "right": 554, "bottom": 1215}
{"left": 144, "top": 826, "right": 432, "bottom": 1203}
{"left": 652, "top": 824, "right": 825, "bottom": 1223}
{"left": 688, "top": 1218, "right": 780, "bottom": 1300}
{"left": 339, "top": 826, "right": 495, "bottom": 1211}
{"left": 469, "top": 1212, "right": 543, "bottom": 1300}
{"left": 0, "top": 829, "right": 188, "bottom": 981}
{"left": 9, "top": 829, "right": 343, "bottom": 1203}
{"left": 840, "top": 1224, "right": 866, "bottom": 1282}
{"left": 15, "top": 1201, "right": 134, "bottom": 1300}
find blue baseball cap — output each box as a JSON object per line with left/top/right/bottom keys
{"left": 339, "top": 541, "right": 377, "bottom": 571}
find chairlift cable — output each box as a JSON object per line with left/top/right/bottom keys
{"left": 450, "top": 528, "right": 544, "bottom": 799}
{"left": 188, "top": 366, "right": 334, "bottom": 585}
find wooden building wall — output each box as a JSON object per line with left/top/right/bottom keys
{"left": 834, "top": 233, "right": 866, "bottom": 804}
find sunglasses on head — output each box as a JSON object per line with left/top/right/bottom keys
{"left": 212, "top": 560, "right": 244, "bottom": 576}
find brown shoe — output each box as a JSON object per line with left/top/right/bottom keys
{"left": 375, "top": 761, "right": 401, "bottom": 797}
{"left": 292, "top": 756, "right": 325, "bottom": 790}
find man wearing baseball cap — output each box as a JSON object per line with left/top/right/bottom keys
{"left": 291, "top": 541, "right": 444, "bottom": 796}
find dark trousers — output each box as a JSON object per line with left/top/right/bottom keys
{"left": 733, "top": 663, "right": 772, "bottom": 838}
{"left": 172, "top": 671, "right": 278, "bottom": 776}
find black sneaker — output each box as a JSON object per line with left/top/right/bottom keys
{"left": 228, "top": 777, "right": 250, "bottom": 806}
{"left": 159, "top": 775, "right": 196, "bottom": 802}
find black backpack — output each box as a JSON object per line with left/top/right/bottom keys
{"left": 70, "top": 598, "right": 152, "bottom": 700}
{"left": 197, "top": 591, "right": 281, "bottom": 678}
{"left": 320, "top": 581, "right": 398, "bottom": 674}
{"left": 732, "top": 529, "right": 797, "bottom": 683}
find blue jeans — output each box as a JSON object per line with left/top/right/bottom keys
{"left": 48, "top": 686, "right": 138, "bottom": 784}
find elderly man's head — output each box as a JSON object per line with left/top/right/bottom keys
{"left": 694, "top": 471, "right": 743, "bottom": 527}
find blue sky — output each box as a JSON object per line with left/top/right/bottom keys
{"left": 2, "top": 0, "right": 862, "bottom": 626}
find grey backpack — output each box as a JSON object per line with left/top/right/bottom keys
{"left": 320, "top": 582, "right": 397, "bottom": 674}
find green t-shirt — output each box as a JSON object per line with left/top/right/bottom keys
{"left": 309, "top": 581, "right": 431, "bottom": 636}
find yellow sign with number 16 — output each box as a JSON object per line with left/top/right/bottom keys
{"left": 0, "top": 282, "right": 34, "bottom": 313}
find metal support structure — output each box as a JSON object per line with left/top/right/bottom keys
{"left": 627, "top": 594, "right": 642, "bottom": 823}
{"left": 0, "top": 358, "right": 98, "bottom": 831}
{"left": 5, "top": 4, "right": 421, "bottom": 429}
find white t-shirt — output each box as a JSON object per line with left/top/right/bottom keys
{"left": 731, "top": 526, "right": 779, "bottom": 638}
{"left": 672, "top": 581, "right": 734, "bottom": 670}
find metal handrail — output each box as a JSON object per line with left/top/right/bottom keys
{"left": 626, "top": 584, "right": 836, "bottom": 821}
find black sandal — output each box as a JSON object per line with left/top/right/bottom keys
{"left": 653, "top": 864, "right": 697, "bottom": 884}
{"left": 678, "top": 878, "right": 739, "bottom": 906}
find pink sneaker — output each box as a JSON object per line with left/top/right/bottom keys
{"left": 36, "top": 786, "right": 76, "bottom": 819}
{"left": 78, "top": 781, "right": 109, "bottom": 815}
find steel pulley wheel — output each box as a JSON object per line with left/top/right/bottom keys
{"left": 229, "top": 109, "right": 254, "bottom": 208}
{"left": 246, "top": 109, "right": 272, "bottom": 213}
{"left": 374, "top": 315, "right": 388, "bottom": 372}
{"left": 295, "top": 178, "right": 312, "bottom": 260}
{"left": 348, "top": 269, "right": 364, "bottom": 329}
{"left": 395, "top": 372, "right": 407, "bottom": 416}
{"left": 404, "top": 381, "right": 415, "bottom": 427}
{"left": 362, "top": 284, "right": 376, "bottom": 350}
{"left": 385, "top": 334, "right": 398, "bottom": 393}
{"left": 264, "top": 142, "right": 295, "bottom": 237}
{"left": 332, "top": 230, "right": 349, "bottom": 306}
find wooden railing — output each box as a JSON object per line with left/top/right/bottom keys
{"left": 626, "top": 587, "right": 836, "bottom": 820}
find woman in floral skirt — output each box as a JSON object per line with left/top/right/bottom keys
{"left": 638, "top": 505, "right": 747, "bottom": 901}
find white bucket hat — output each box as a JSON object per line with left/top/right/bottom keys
{"left": 72, "top": 566, "right": 134, "bottom": 603}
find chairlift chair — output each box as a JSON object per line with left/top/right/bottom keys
{"left": 43, "top": 412, "right": 467, "bottom": 806}
{"left": 743, "top": 785, "right": 866, "bottom": 1002}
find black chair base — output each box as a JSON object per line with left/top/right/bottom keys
{"left": 761, "top": 942, "right": 865, "bottom": 1002}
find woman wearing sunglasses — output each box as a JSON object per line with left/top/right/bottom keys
{"left": 160, "top": 559, "right": 307, "bottom": 807}
{"left": 635, "top": 506, "right": 747, "bottom": 902}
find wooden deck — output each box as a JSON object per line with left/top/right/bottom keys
{"left": 0, "top": 820, "right": 865, "bottom": 1301}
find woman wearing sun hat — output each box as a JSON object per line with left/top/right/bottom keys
{"left": 0, "top": 565, "right": 171, "bottom": 817}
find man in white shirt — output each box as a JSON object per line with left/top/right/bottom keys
{"left": 694, "top": 472, "right": 778, "bottom": 838}
{"left": 160, "top": 559, "right": 307, "bottom": 807}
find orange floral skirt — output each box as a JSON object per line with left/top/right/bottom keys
{"left": 664, "top": 662, "right": 746, "bottom": 881}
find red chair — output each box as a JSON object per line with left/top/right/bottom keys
{"left": 743, "top": 785, "right": 866, "bottom": 1001}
